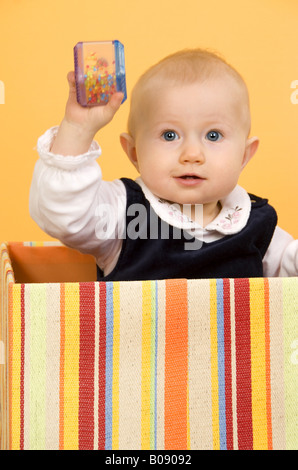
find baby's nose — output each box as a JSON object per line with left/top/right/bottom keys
{"left": 179, "top": 141, "right": 205, "bottom": 164}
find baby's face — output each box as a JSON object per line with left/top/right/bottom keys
{"left": 126, "top": 77, "right": 258, "bottom": 219}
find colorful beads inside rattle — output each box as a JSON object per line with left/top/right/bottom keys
{"left": 84, "top": 53, "right": 116, "bottom": 105}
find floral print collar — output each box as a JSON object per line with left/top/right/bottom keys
{"left": 135, "top": 177, "right": 251, "bottom": 242}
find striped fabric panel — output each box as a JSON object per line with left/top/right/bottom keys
{"left": 22, "top": 241, "right": 63, "bottom": 247}
{"left": 5, "top": 277, "right": 298, "bottom": 450}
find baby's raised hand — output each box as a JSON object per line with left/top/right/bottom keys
{"left": 51, "top": 71, "right": 124, "bottom": 156}
{"left": 65, "top": 71, "right": 124, "bottom": 133}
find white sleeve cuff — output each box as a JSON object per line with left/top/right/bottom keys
{"left": 37, "top": 126, "right": 102, "bottom": 170}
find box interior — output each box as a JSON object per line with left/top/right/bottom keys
{"left": 7, "top": 243, "right": 97, "bottom": 283}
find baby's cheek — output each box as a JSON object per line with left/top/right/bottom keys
{"left": 218, "top": 160, "right": 242, "bottom": 180}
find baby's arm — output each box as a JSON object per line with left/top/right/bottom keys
{"left": 30, "top": 72, "right": 125, "bottom": 274}
{"left": 278, "top": 239, "right": 298, "bottom": 276}
{"left": 51, "top": 71, "right": 124, "bottom": 156}
{"left": 263, "top": 226, "right": 298, "bottom": 276}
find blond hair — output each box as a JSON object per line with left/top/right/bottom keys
{"left": 127, "top": 48, "right": 251, "bottom": 137}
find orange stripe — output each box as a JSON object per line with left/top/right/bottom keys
{"left": 264, "top": 278, "right": 273, "bottom": 449}
{"left": 59, "top": 284, "right": 65, "bottom": 450}
{"left": 164, "top": 279, "right": 188, "bottom": 450}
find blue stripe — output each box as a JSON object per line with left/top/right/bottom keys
{"left": 216, "top": 279, "right": 227, "bottom": 450}
{"left": 105, "top": 282, "right": 114, "bottom": 449}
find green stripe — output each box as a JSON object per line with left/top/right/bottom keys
{"left": 282, "top": 278, "right": 298, "bottom": 450}
{"left": 30, "top": 284, "right": 47, "bottom": 449}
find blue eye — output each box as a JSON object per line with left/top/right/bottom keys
{"left": 206, "top": 130, "right": 223, "bottom": 142}
{"left": 162, "top": 130, "right": 179, "bottom": 141}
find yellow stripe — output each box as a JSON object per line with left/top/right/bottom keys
{"left": 63, "top": 284, "right": 80, "bottom": 450}
{"left": 112, "top": 282, "right": 120, "bottom": 449}
{"left": 209, "top": 279, "right": 220, "bottom": 450}
{"left": 249, "top": 279, "right": 268, "bottom": 449}
{"left": 11, "top": 285, "right": 21, "bottom": 449}
{"left": 141, "top": 281, "right": 152, "bottom": 449}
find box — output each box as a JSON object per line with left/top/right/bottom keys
{"left": 1, "top": 242, "right": 297, "bottom": 449}
{"left": 74, "top": 40, "right": 127, "bottom": 107}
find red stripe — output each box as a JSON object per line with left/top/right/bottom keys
{"left": 98, "top": 282, "right": 106, "bottom": 450}
{"left": 79, "top": 283, "right": 95, "bottom": 450}
{"left": 20, "top": 284, "right": 25, "bottom": 450}
{"left": 223, "top": 279, "right": 233, "bottom": 450}
{"left": 234, "top": 279, "right": 253, "bottom": 450}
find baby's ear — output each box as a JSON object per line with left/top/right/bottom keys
{"left": 241, "top": 136, "right": 259, "bottom": 169}
{"left": 120, "top": 133, "right": 139, "bottom": 170}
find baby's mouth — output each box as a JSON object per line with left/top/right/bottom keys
{"left": 180, "top": 175, "right": 200, "bottom": 179}
{"left": 174, "top": 174, "right": 205, "bottom": 185}
{"left": 175, "top": 173, "right": 204, "bottom": 180}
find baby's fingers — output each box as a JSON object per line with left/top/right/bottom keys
{"left": 101, "top": 92, "right": 124, "bottom": 123}
{"left": 66, "top": 71, "right": 77, "bottom": 103}
{"left": 65, "top": 70, "right": 124, "bottom": 131}
{"left": 67, "top": 71, "right": 76, "bottom": 88}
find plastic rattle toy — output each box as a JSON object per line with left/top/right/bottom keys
{"left": 74, "top": 40, "right": 127, "bottom": 107}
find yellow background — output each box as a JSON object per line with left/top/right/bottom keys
{"left": 0, "top": 0, "right": 297, "bottom": 242}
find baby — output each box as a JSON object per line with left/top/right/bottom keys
{"left": 30, "top": 48, "right": 298, "bottom": 280}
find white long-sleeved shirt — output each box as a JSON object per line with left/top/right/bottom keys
{"left": 29, "top": 127, "right": 298, "bottom": 277}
